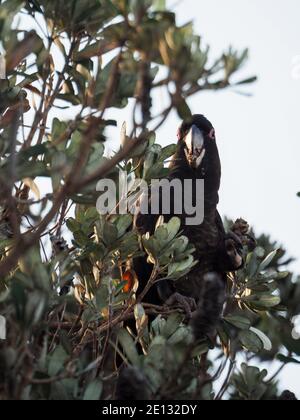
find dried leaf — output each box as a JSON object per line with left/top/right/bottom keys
{"left": 22, "top": 178, "right": 40, "bottom": 200}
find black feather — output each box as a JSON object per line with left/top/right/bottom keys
{"left": 116, "top": 366, "right": 150, "bottom": 400}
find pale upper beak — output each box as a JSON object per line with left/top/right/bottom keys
{"left": 184, "top": 125, "right": 206, "bottom": 168}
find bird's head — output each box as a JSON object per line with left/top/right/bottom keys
{"left": 177, "top": 114, "right": 216, "bottom": 172}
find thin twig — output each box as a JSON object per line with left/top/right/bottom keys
{"left": 215, "top": 359, "right": 236, "bottom": 400}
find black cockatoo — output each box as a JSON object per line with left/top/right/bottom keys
{"left": 133, "top": 114, "right": 248, "bottom": 318}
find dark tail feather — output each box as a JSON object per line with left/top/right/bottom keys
{"left": 116, "top": 366, "right": 151, "bottom": 400}
{"left": 278, "top": 391, "right": 297, "bottom": 401}
{"left": 190, "top": 273, "right": 225, "bottom": 341}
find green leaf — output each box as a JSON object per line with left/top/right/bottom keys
{"left": 0, "top": 238, "right": 13, "bottom": 253}
{"left": 252, "top": 295, "right": 281, "bottom": 309}
{"left": 85, "top": 143, "right": 105, "bottom": 175}
{"left": 246, "top": 252, "right": 259, "bottom": 278}
{"left": 161, "top": 313, "right": 184, "bottom": 339}
{"left": 168, "top": 325, "right": 193, "bottom": 345}
{"left": 51, "top": 150, "right": 66, "bottom": 191}
{"left": 115, "top": 214, "right": 133, "bottom": 238}
{"left": 51, "top": 118, "right": 68, "bottom": 145}
{"left": 155, "top": 226, "right": 169, "bottom": 244}
{"left": 250, "top": 327, "right": 272, "bottom": 351}
{"left": 20, "top": 144, "right": 47, "bottom": 160}
{"left": 143, "top": 150, "right": 156, "bottom": 178}
{"left": 151, "top": 316, "right": 167, "bottom": 337}
{"left": 241, "top": 363, "right": 268, "bottom": 389}
{"left": 142, "top": 236, "right": 160, "bottom": 263}
{"left": 166, "top": 217, "right": 181, "bottom": 240}
{"left": 57, "top": 93, "right": 82, "bottom": 105}
{"left": 275, "top": 271, "right": 290, "bottom": 280}
{"left": 235, "top": 76, "right": 257, "bottom": 86}
{"left": 83, "top": 380, "right": 103, "bottom": 401}
{"left": 159, "top": 144, "right": 177, "bottom": 162}
{"left": 168, "top": 255, "right": 195, "bottom": 278}
{"left": 134, "top": 304, "right": 149, "bottom": 346}
{"left": 66, "top": 218, "right": 81, "bottom": 233}
{"left": 10, "top": 159, "right": 49, "bottom": 181}
{"left": 103, "top": 221, "right": 118, "bottom": 246}
{"left": 191, "top": 343, "right": 210, "bottom": 358}
{"left": 95, "top": 284, "right": 109, "bottom": 311}
{"left": 172, "top": 236, "right": 189, "bottom": 255}
{"left": 283, "top": 335, "right": 300, "bottom": 356}
{"left": 176, "top": 99, "right": 192, "bottom": 121}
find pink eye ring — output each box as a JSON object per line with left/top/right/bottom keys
{"left": 208, "top": 128, "right": 216, "bottom": 140}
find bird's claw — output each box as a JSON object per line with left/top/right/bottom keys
{"left": 165, "top": 293, "right": 197, "bottom": 319}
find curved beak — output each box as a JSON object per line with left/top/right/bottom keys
{"left": 184, "top": 125, "right": 206, "bottom": 168}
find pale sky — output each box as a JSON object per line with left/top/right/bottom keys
{"left": 14, "top": 0, "right": 300, "bottom": 396}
